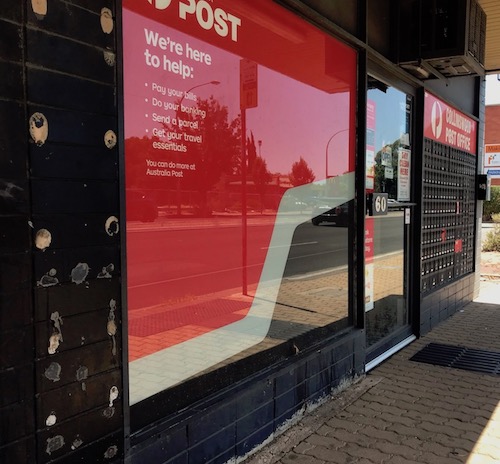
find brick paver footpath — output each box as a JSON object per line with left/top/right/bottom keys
{"left": 245, "top": 280, "right": 500, "bottom": 464}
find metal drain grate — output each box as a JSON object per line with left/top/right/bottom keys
{"left": 410, "top": 343, "right": 500, "bottom": 375}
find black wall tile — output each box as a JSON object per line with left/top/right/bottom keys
{"left": 34, "top": 246, "right": 120, "bottom": 287}
{"left": 42, "top": 430, "right": 123, "bottom": 464}
{"left": 353, "top": 337, "right": 365, "bottom": 374}
{"left": 275, "top": 390, "right": 301, "bottom": 426}
{"left": 0, "top": 20, "right": 23, "bottom": 62}
{"left": 31, "top": 180, "right": 118, "bottom": 214}
{"left": 424, "top": 291, "right": 438, "bottom": 310}
{"left": 306, "top": 349, "right": 332, "bottom": 378}
{"left": 35, "top": 278, "right": 120, "bottom": 322}
{"left": 164, "top": 453, "right": 188, "bottom": 464}
{"left": 64, "top": 0, "right": 114, "bottom": 14}
{"left": 334, "top": 339, "right": 353, "bottom": 361}
{"left": 27, "top": 29, "right": 115, "bottom": 83}
{"left": 189, "top": 403, "right": 236, "bottom": 445}
{"left": 430, "top": 303, "right": 440, "bottom": 320}
{"left": 36, "top": 404, "right": 122, "bottom": 464}
{"left": 275, "top": 364, "right": 306, "bottom": 397}
{"left": 307, "top": 369, "right": 331, "bottom": 401}
{"left": 35, "top": 307, "right": 119, "bottom": 357}
{"left": 0, "top": 182, "right": 28, "bottom": 211}
{"left": 27, "top": 68, "right": 115, "bottom": 115}
{"left": 189, "top": 425, "right": 235, "bottom": 464}
{"left": 36, "top": 369, "right": 121, "bottom": 427}
{"left": 331, "top": 355, "right": 354, "bottom": 383}
{"left": 31, "top": 214, "right": 120, "bottom": 250}
{"left": 0, "top": 61, "right": 24, "bottom": 100}
{"left": 35, "top": 340, "right": 119, "bottom": 393}
{"left": 236, "top": 381, "right": 273, "bottom": 419}
{"left": 0, "top": 101, "right": 28, "bottom": 179}
{"left": 0, "top": 401, "right": 35, "bottom": 445}
{"left": 440, "top": 285, "right": 450, "bottom": 299}
{"left": 0, "top": 179, "right": 30, "bottom": 215}
{"left": 131, "top": 425, "right": 187, "bottom": 464}
{"left": 0, "top": 436, "right": 37, "bottom": 463}
{"left": 236, "top": 402, "right": 273, "bottom": 447}
{"left": 27, "top": 0, "right": 114, "bottom": 50}
{"left": 0, "top": 289, "right": 32, "bottom": 331}
{"left": 27, "top": 105, "right": 117, "bottom": 148}
{"left": 0, "top": 218, "right": 31, "bottom": 254}
{"left": 0, "top": 252, "right": 31, "bottom": 291}
{"left": 420, "top": 315, "right": 431, "bottom": 335}
{"left": 236, "top": 423, "right": 273, "bottom": 459}
{"left": 0, "top": 364, "right": 34, "bottom": 408}
{"left": 1, "top": 0, "right": 23, "bottom": 23}
{"left": 0, "top": 326, "right": 34, "bottom": 369}
{"left": 30, "top": 143, "right": 118, "bottom": 180}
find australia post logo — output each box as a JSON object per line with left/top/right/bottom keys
{"left": 146, "top": 0, "right": 241, "bottom": 42}
{"left": 431, "top": 100, "right": 443, "bottom": 140}
{"left": 148, "top": 0, "right": 172, "bottom": 9}
{"left": 424, "top": 91, "right": 477, "bottom": 155}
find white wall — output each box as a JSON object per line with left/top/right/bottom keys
{"left": 486, "top": 74, "right": 500, "bottom": 105}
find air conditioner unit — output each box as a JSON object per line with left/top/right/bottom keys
{"left": 396, "top": 0, "right": 486, "bottom": 79}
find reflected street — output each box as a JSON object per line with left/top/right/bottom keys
{"left": 127, "top": 214, "right": 404, "bottom": 310}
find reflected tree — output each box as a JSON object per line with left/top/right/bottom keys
{"left": 375, "top": 138, "right": 400, "bottom": 197}
{"left": 247, "top": 131, "right": 257, "bottom": 172}
{"left": 289, "top": 156, "right": 315, "bottom": 187}
{"left": 251, "top": 155, "right": 271, "bottom": 213}
{"left": 173, "top": 96, "right": 241, "bottom": 216}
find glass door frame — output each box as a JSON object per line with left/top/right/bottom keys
{"left": 363, "top": 63, "right": 419, "bottom": 367}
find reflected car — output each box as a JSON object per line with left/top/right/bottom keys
{"left": 311, "top": 201, "right": 349, "bottom": 226}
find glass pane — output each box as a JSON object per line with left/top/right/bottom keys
{"left": 123, "top": 0, "right": 357, "bottom": 407}
{"left": 366, "top": 79, "right": 412, "bottom": 348}
{"left": 366, "top": 213, "right": 406, "bottom": 346}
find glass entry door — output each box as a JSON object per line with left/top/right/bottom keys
{"left": 365, "top": 76, "right": 414, "bottom": 363}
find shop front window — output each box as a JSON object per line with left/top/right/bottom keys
{"left": 122, "top": 0, "right": 357, "bottom": 421}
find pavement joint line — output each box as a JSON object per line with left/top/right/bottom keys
{"left": 242, "top": 375, "right": 383, "bottom": 464}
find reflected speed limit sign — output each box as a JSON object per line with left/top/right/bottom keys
{"left": 375, "top": 194, "right": 387, "bottom": 214}
{"left": 368, "top": 193, "right": 388, "bottom": 216}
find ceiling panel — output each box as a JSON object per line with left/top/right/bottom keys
{"left": 479, "top": 0, "right": 500, "bottom": 72}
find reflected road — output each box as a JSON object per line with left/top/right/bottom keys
{"left": 127, "top": 214, "right": 404, "bottom": 310}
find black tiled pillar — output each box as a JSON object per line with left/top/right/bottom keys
{"left": 1, "top": 1, "right": 123, "bottom": 462}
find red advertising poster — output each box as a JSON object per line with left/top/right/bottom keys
{"left": 397, "top": 148, "right": 411, "bottom": 202}
{"left": 123, "top": 0, "right": 357, "bottom": 403}
{"left": 364, "top": 217, "right": 374, "bottom": 312}
{"left": 366, "top": 100, "right": 376, "bottom": 192}
{"left": 424, "top": 91, "right": 477, "bottom": 155}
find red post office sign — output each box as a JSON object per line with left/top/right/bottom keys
{"left": 423, "top": 91, "right": 477, "bottom": 155}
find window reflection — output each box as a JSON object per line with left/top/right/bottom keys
{"left": 123, "top": 1, "right": 356, "bottom": 405}
{"left": 365, "top": 79, "right": 412, "bottom": 349}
